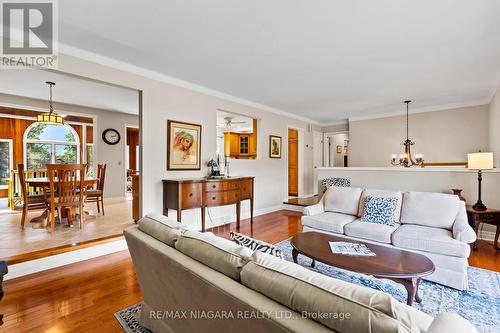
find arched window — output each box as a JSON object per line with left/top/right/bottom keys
{"left": 24, "top": 123, "right": 80, "bottom": 169}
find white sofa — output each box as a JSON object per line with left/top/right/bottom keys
{"left": 302, "top": 187, "right": 477, "bottom": 290}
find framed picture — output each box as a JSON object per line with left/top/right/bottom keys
{"left": 269, "top": 135, "right": 282, "bottom": 158}
{"left": 167, "top": 120, "right": 202, "bottom": 170}
{"left": 336, "top": 145, "right": 342, "bottom": 153}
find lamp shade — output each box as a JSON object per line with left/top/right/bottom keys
{"left": 467, "top": 152, "right": 494, "bottom": 170}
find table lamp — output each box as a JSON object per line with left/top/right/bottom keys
{"left": 467, "top": 152, "right": 494, "bottom": 211}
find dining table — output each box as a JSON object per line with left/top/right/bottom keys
{"left": 25, "top": 177, "right": 98, "bottom": 229}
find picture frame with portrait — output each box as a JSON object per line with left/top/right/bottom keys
{"left": 167, "top": 120, "right": 202, "bottom": 170}
{"left": 269, "top": 135, "right": 282, "bottom": 158}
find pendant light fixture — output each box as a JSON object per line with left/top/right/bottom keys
{"left": 391, "top": 100, "right": 424, "bottom": 167}
{"left": 37, "top": 81, "right": 64, "bottom": 125}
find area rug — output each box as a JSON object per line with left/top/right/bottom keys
{"left": 115, "top": 239, "right": 500, "bottom": 333}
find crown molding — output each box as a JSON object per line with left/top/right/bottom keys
{"left": 321, "top": 119, "right": 349, "bottom": 127}
{"left": 347, "top": 99, "right": 491, "bottom": 122}
{"left": 59, "top": 44, "right": 322, "bottom": 125}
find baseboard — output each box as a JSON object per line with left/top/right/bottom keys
{"left": 5, "top": 239, "right": 128, "bottom": 280}
{"left": 478, "top": 230, "right": 496, "bottom": 242}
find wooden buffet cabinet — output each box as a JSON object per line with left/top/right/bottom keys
{"left": 162, "top": 177, "right": 254, "bottom": 231}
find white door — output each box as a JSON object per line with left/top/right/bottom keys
{"left": 312, "top": 131, "right": 323, "bottom": 194}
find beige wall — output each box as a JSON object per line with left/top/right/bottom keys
{"left": 349, "top": 105, "right": 490, "bottom": 167}
{"left": 489, "top": 85, "right": 500, "bottom": 167}
{"left": 48, "top": 53, "right": 318, "bottom": 228}
{"left": 0, "top": 93, "right": 139, "bottom": 198}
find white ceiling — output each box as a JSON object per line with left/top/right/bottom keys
{"left": 55, "top": 0, "right": 500, "bottom": 122}
{"left": 0, "top": 69, "right": 139, "bottom": 114}
{"left": 216, "top": 110, "right": 254, "bottom": 132}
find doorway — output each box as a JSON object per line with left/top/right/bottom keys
{"left": 125, "top": 126, "right": 140, "bottom": 199}
{"left": 288, "top": 128, "right": 298, "bottom": 196}
{"left": 324, "top": 132, "right": 349, "bottom": 167}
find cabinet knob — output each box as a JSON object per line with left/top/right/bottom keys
{"left": 212, "top": 196, "right": 216, "bottom": 200}
{"left": 189, "top": 193, "right": 193, "bottom": 197}
{"left": 212, "top": 185, "right": 216, "bottom": 189}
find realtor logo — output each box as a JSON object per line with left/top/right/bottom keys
{"left": 1, "top": 0, "right": 58, "bottom": 68}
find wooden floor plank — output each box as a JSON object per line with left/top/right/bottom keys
{"left": 1, "top": 209, "right": 498, "bottom": 332}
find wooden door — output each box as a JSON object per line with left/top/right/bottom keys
{"left": 288, "top": 128, "right": 298, "bottom": 196}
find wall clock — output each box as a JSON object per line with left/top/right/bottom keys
{"left": 102, "top": 128, "right": 121, "bottom": 145}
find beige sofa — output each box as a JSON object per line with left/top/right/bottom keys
{"left": 124, "top": 214, "right": 478, "bottom": 333}
{"left": 302, "top": 187, "right": 476, "bottom": 290}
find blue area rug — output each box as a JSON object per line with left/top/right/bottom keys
{"left": 275, "top": 239, "right": 500, "bottom": 333}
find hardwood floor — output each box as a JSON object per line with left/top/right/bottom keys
{"left": 0, "top": 197, "right": 134, "bottom": 263}
{"left": 1, "top": 209, "right": 498, "bottom": 332}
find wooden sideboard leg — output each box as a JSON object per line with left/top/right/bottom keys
{"left": 236, "top": 202, "right": 241, "bottom": 229}
{"left": 201, "top": 207, "right": 206, "bottom": 232}
{"left": 250, "top": 198, "right": 254, "bottom": 225}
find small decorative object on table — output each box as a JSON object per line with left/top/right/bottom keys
{"left": 466, "top": 205, "right": 500, "bottom": 251}
{"left": 207, "top": 159, "right": 218, "bottom": 177}
{"left": 467, "top": 152, "right": 494, "bottom": 211}
{"left": 452, "top": 189, "right": 466, "bottom": 202}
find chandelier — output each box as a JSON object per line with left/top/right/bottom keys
{"left": 37, "top": 81, "right": 64, "bottom": 125}
{"left": 391, "top": 100, "right": 424, "bottom": 167}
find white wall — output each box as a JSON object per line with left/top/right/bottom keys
{"left": 52, "top": 53, "right": 318, "bottom": 229}
{"left": 489, "top": 85, "right": 500, "bottom": 167}
{"left": 349, "top": 105, "right": 490, "bottom": 167}
{"left": 0, "top": 93, "right": 139, "bottom": 198}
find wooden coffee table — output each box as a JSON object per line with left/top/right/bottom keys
{"left": 291, "top": 232, "right": 435, "bottom": 306}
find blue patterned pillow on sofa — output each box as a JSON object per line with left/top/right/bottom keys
{"left": 361, "top": 196, "right": 398, "bottom": 226}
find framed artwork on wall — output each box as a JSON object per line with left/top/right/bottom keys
{"left": 336, "top": 145, "right": 342, "bottom": 153}
{"left": 269, "top": 135, "right": 282, "bottom": 158}
{"left": 167, "top": 120, "right": 202, "bottom": 170}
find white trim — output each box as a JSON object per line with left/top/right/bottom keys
{"left": 348, "top": 100, "right": 490, "bottom": 122}
{"left": 4, "top": 239, "right": 128, "bottom": 281}
{"left": 316, "top": 166, "right": 500, "bottom": 173}
{"left": 321, "top": 120, "right": 349, "bottom": 127}
{"left": 59, "top": 44, "right": 322, "bottom": 125}
{"left": 0, "top": 139, "right": 13, "bottom": 189}
{"left": 124, "top": 124, "right": 139, "bottom": 196}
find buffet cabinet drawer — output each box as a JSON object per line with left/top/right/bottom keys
{"left": 205, "top": 181, "right": 224, "bottom": 192}
{"left": 240, "top": 179, "right": 253, "bottom": 199}
{"left": 181, "top": 183, "right": 203, "bottom": 209}
{"left": 224, "top": 181, "right": 241, "bottom": 191}
{"left": 224, "top": 189, "right": 241, "bottom": 204}
{"left": 205, "top": 191, "right": 225, "bottom": 206}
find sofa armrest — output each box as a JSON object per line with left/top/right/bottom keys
{"left": 303, "top": 195, "right": 325, "bottom": 216}
{"left": 452, "top": 202, "right": 476, "bottom": 244}
{"left": 427, "top": 313, "right": 478, "bottom": 333}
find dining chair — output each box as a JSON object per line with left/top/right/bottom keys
{"left": 46, "top": 164, "right": 86, "bottom": 232}
{"left": 18, "top": 164, "right": 47, "bottom": 229}
{"left": 85, "top": 163, "right": 106, "bottom": 215}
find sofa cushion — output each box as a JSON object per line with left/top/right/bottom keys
{"left": 392, "top": 224, "right": 470, "bottom": 258}
{"left": 324, "top": 186, "right": 363, "bottom": 215}
{"left": 361, "top": 196, "right": 399, "bottom": 226}
{"left": 301, "top": 212, "right": 357, "bottom": 234}
{"left": 345, "top": 220, "right": 399, "bottom": 244}
{"left": 138, "top": 213, "right": 185, "bottom": 247}
{"left": 400, "top": 192, "right": 460, "bottom": 230}
{"left": 230, "top": 231, "right": 284, "bottom": 259}
{"left": 175, "top": 230, "right": 253, "bottom": 281}
{"left": 358, "top": 189, "right": 403, "bottom": 222}
{"left": 241, "top": 251, "right": 428, "bottom": 333}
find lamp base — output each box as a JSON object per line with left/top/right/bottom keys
{"left": 472, "top": 200, "right": 487, "bottom": 211}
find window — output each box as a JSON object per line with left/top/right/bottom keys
{"left": 24, "top": 123, "right": 80, "bottom": 169}
{"left": 0, "top": 139, "right": 13, "bottom": 189}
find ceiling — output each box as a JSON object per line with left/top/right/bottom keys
{"left": 216, "top": 110, "right": 254, "bottom": 133}
{"left": 55, "top": 0, "right": 500, "bottom": 122}
{"left": 0, "top": 69, "right": 139, "bottom": 114}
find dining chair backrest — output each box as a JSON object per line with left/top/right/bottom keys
{"left": 97, "top": 163, "right": 107, "bottom": 192}
{"left": 46, "top": 164, "right": 86, "bottom": 206}
{"left": 17, "top": 164, "right": 28, "bottom": 205}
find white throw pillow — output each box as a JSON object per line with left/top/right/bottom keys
{"left": 400, "top": 192, "right": 460, "bottom": 230}
{"left": 324, "top": 186, "right": 363, "bottom": 215}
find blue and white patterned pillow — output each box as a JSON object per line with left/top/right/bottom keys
{"left": 361, "top": 196, "right": 398, "bottom": 226}
{"left": 230, "top": 231, "right": 284, "bottom": 259}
